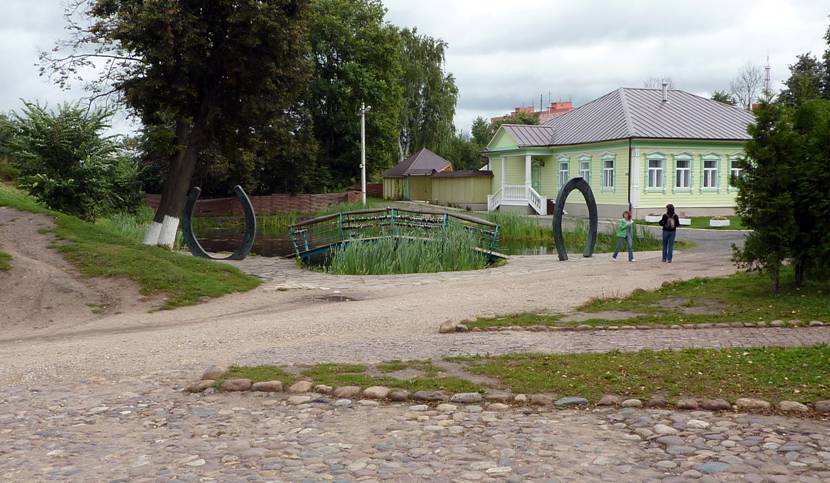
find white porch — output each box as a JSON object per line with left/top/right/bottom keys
{"left": 487, "top": 154, "right": 547, "bottom": 215}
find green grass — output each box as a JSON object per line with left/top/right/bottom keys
{"left": 577, "top": 268, "right": 830, "bottom": 326}
{"left": 643, "top": 215, "right": 745, "bottom": 230}
{"left": 214, "top": 346, "right": 830, "bottom": 404}
{"left": 453, "top": 345, "right": 830, "bottom": 403}
{"left": 327, "top": 226, "right": 490, "bottom": 275}
{"left": 0, "top": 183, "right": 260, "bottom": 308}
{"left": 300, "top": 362, "right": 483, "bottom": 393}
{"left": 214, "top": 365, "right": 296, "bottom": 389}
{"left": 0, "top": 249, "right": 11, "bottom": 271}
{"left": 464, "top": 268, "right": 830, "bottom": 330}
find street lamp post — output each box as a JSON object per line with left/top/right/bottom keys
{"left": 359, "top": 102, "right": 371, "bottom": 206}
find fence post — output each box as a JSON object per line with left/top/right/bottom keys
{"left": 338, "top": 212, "right": 344, "bottom": 241}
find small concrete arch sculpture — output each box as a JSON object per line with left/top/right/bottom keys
{"left": 552, "top": 177, "right": 598, "bottom": 261}
{"left": 182, "top": 185, "right": 257, "bottom": 261}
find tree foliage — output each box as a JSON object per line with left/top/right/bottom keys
{"left": 734, "top": 99, "right": 830, "bottom": 291}
{"left": 307, "top": 0, "right": 403, "bottom": 188}
{"left": 6, "top": 102, "right": 142, "bottom": 219}
{"left": 470, "top": 116, "right": 491, "bottom": 146}
{"left": 779, "top": 53, "right": 825, "bottom": 106}
{"left": 397, "top": 28, "right": 458, "bottom": 161}
{"left": 711, "top": 90, "right": 737, "bottom": 106}
{"left": 42, "top": 0, "right": 314, "bottom": 234}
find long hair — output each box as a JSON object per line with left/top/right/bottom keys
{"left": 666, "top": 204, "right": 676, "bottom": 216}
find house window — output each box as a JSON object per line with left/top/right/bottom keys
{"left": 730, "top": 156, "right": 742, "bottom": 187}
{"left": 602, "top": 156, "right": 614, "bottom": 190}
{"left": 675, "top": 158, "right": 691, "bottom": 190}
{"left": 579, "top": 157, "right": 590, "bottom": 183}
{"left": 559, "top": 160, "right": 569, "bottom": 188}
{"left": 647, "top": 157, "right": 664, "bottom": 190}
{"left": 703, "top": 158, "right": 719, "bottom": 189}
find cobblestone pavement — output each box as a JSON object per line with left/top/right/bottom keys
{"left": 1, "top": 377, "right": 828, "bottom": 482}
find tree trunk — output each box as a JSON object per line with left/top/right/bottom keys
{"left": 143, "top": 118, "right": 205, "bottom": 248}
{"left": 794, "top": 259, "right": 806, "bottom": 287}
{"left": 771, "top": 267, "right": 780, "bottom": 294}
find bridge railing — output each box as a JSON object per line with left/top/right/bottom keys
{"left": 288, "top": 207, "right": 500, "bottom": 258}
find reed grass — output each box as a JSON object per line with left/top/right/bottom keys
{"left": 327, "top": 225, "right": 489, "bottom": 275}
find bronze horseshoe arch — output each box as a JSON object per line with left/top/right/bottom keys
{"left": 183, "top": 185, "right": 257, "bottom": 261}
{"left": 552, "top": 177, "right": 598, "bottom": 261}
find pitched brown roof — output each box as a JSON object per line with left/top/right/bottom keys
{"left": 382, "top": 148, "right": 452, "bottom": 177}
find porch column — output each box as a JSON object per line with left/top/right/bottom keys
{"left": 525, "top": 155, "right": 532, "bottom": 189}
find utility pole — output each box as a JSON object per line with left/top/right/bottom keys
{"left": 359, "top": 102, "right": 371, "bottom": 206}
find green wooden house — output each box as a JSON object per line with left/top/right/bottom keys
{"left": 484, "top": 87, "right": 755, "bottom": 218}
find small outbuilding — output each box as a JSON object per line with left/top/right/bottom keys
{"left": 382, "top": 148, "right": 453, "bottom": 201}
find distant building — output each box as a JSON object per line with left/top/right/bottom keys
{"left": 491, "top": 101, "right": 574, "bottom": 125}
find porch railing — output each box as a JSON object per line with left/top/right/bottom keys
{"left": 487, "top": 184, "right": 547, "bottom": 215}
{"left": 527, "top": 186, "right": 546, "bottom": 215}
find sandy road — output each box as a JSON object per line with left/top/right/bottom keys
{"left": 0, "top": 221, "right": 741, "bottom": 386}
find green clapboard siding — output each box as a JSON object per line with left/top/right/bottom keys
{"left": 635, "top": 140, "right": 744, "bottom": 210}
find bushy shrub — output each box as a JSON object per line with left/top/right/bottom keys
{"left": 7, "top": 102, "right": 143, "bottom": 220}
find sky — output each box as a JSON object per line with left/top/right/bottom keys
{"left": 1, "top": 0, "right": 827, "bottom": 133}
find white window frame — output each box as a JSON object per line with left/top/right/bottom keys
{"left": 601, "top": 153, "right": 615, "bottom": 192}
{"left": 578, "top": 155, "right": 591, "bottom": 185}
{"left": 729, "top": 154, "right": 743, "bottom": 190}
{"left": 557, "top": 156, "right": 570, "bottom": 189}
{"left": 701, "top": 154, "right": 720, "bottom": 191}
{"left": 673, "top": 154, "right": 692, "bottom": 192}
{"left": 645, "top": 154, "right": 666, "bottom": 192}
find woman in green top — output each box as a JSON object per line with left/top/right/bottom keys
{"left": 612, "top": 211, "right": 636, "bottom": 262}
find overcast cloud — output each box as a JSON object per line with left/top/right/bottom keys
{"left": 1, "top": 0, "right": 827, "bottom": 132}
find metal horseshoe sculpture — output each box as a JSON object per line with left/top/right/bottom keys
{"left": 552, "top": 177, "right": 598, "bottom": 261}
{"left": 183, "top": 185, "right": 257, "bottom": 261}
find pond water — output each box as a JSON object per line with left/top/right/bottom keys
{"left": 192, "top": 228, "right": 555, "bottom": 258}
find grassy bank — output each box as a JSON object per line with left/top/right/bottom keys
{"left": 0, "top": 184, "right": 260, "bottom": 308}
{"left": 0, "top": 249, "right": 11, "bottom": 271}
{"left": 216, "top": 345, "right": 830, "bottom": 404}
{"left": 465, "top": 268, "right": 830, "bottom": 329}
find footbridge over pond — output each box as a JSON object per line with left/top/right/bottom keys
{"left": 288, "top": 207, "right": 505, "bottom": 264}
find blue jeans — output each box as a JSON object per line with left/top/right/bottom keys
{"left": 613, "top": 234, "right": 634, "bottom": 261}
{"left": 662, "top": 231, "right": 677, "bottom": 262}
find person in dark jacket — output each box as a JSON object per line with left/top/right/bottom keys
{"left": 658, "top": 204, "right": 680, "bottom": 263}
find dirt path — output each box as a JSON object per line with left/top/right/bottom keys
{"left": 0, "top": 217, "right": 749, "bottom": 386}
{"left": 0, "top": 207, "right": 154, "bottom": 338}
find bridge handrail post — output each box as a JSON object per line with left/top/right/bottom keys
{"left": 390, "top": 208, "right": 398, "bottom": 237}
{"left": 338, "top": 212, "right": 344, "bottom": 241}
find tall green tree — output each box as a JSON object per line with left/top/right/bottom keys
{"left": 779, "top": 53, "right": 824, "bottom": 106}
{"left": 470, "top": 116, "right": 491, "bottom": 146}
{"left": 307, "top": 0, "right": 403, "bottom": 188}
{"left": 789, "top": 99, "right": 830, "bottom": 283}
{"left": 711, "top": 90, "right": 737, "bottom": 106}
{"left": 733, "top": 101, "right": 799, "bottom": 292}
{"left": 397, "top": 28, "right": 458, "bottom": 161}
{"left": 43, "top": 0, "right": 312, "bottom": 247}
